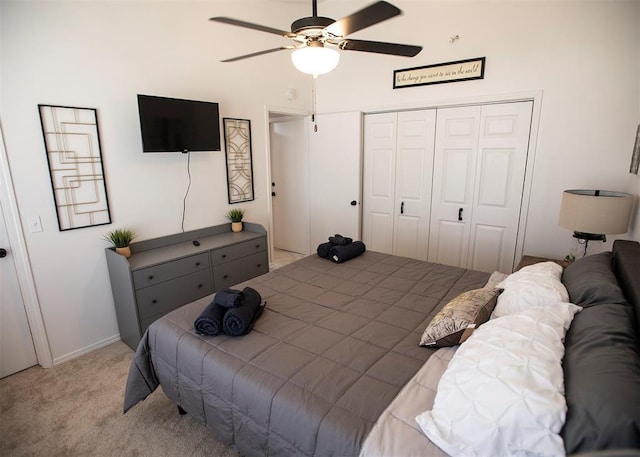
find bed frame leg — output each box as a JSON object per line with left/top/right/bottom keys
{"left": 177, "top": 405, "right": 187, "bottom": 416}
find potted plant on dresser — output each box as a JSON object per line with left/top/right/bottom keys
{"left": 225, "top": 208, "right": 245, "bottom": 232}
{"left": 103, "top": 228, "right": 136, "bottom": 258}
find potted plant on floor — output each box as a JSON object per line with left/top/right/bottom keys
{"left": 225, "top": 208, "right": 245, "bottom": 233}
{"left": 103, "top": 228, "right": 136, "bottom": 258}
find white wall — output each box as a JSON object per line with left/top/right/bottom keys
{"left": 314, "top": 0, "right": 640, "bottom": 257}
{"left": 1, "top": 0, "right": 639, "bottom": 362}
{"left": 0, "top": 0, "right": 312, "bottom": 362}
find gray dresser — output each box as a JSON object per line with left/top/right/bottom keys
{"left": 105, "top": 222, "right": 268, "bottom": 350}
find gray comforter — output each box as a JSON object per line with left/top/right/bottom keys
{"left": 124, "top": 251, "right": 489, "bottom": 457}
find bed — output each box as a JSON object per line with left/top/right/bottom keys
{"left": 124, "top": 240, "right": 640, "bottom": 456}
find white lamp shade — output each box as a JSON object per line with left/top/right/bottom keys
{"left": 558, "top": 189, "right": 635, "bottom": 235}
{"left": 291, "top": 46, "right": 340, "bottom": 77}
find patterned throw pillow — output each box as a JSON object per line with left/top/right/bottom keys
{"left": 419, "top": 289, "right": 499, "bottom": 347}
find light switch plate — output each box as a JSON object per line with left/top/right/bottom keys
{"left": 28, "top": 216, "right": 43, "bottom": 233}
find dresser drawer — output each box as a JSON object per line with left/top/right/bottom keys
{"left": 211, "top": 237, "right": 266, "bottom": 265}
{"left": 132, "top": 252, "right": 209, "bottom": 289}
{"left": 213, "top": 251, "right": 269, "bottom": 290}
{"left": 136, "top": 269, "right": 212, "bottom": 320}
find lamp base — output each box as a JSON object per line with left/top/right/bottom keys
{"left": 572, "top": 232, "right": 606, "bottom": 257}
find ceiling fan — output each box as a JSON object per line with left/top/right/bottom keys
{"left": 209, "top": 0, "right": 422, "bottom": 77}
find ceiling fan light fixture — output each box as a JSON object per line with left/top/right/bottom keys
{"left": 291, "top": 45, "right": 340, "bottom": 77}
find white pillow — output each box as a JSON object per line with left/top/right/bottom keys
{"left": 416, "top": 302, "right": 581, "bottom": 457}
{"left": 492, "top": 261, "right": 569, "bottom": 318}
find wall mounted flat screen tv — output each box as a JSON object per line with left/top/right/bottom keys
{"left": 137, "top": 94, "right": 221, "bottom": 152}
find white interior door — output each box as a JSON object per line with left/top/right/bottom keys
{"left": 429, "top": 106, "right": 481, "bottom": 267}
{"left": 308, "top": 112, "right": 362, "bottom": 249}
{"left": 429, "top": 102, "right": 533, "bottom": 273}
{"left": 362, "top": 112, "right": 397, "bottom": 254}
{"left": 393, "top": 110, "right": 436, "bottom": 260}
{"left": 1, "top": 200, "right": 37, "bottom": 378}
{"left": 269, "top": 117, "right": 310, "bottom": 255}
{"left": 467, "top": 101, "right": 533, "bottom": 272}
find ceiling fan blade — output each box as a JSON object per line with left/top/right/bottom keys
{"left": 221, "top": 47, "right": 293, "bottom": 63}
{"left": 210, "top": 17, "right": 294, "bottom": 37}
{"left": 338, "top": 39, "right": 422, "bottom": 57}
{"left": 325, "top": 1, "right": 401, "bottom": 37}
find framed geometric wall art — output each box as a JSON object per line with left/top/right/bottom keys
{"left": 38, "top": 105, "right": 111, "bottom": 231}
{"left": 223, "top": 118, "right": 255, "bottom": 204}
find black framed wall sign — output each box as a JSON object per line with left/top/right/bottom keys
{"left": 223, "top": 118, "right": 255, "bottom": 204}
{"left": 38, "top": 104, "right": 112, "bottom": 231}
{"left": 394, "top": 57, "right": 486, "bottom": 89}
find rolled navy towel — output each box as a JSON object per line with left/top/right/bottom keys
{"left": 328, "top": 241, "right": 366, "bottom": 264}
{"left": 194, "top": 299, "right": 227, "bottom": 336}
{"left": 317, "top": 241, "right": 334, "bottom": 258}
{"left": 329, "top": 234, "right": 353, "bottom": 246}
{"left": 223, "top": 287, "right": 265, "bottom": 336}
{"left": 213, "top": 287, "right": 244, "bottom": 307}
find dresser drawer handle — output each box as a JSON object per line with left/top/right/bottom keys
{"left": 257, "top": 264, "right": 262, "bottom": 268}
{"left": 195, "top": 262, "right": 201, "bottom": 266}
{"left": 148, "top": 275, "right": 154, "bottom": 280}
{"left": 256, "top": 244, "right": 261, "bottom": 248}
{"left": 223, "top": 275, "right": 228, "bottom": 279}
{"left": 152, "top": 299, "right": 158, "bottom": 304}
{"left": 221, "top": 254, "right": 226, "bottom": 259}
{"left": 197, "top": 284, "right": 203, "bottom": 288}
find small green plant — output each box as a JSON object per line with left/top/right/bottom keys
{"left": 103, "top": 228, "right": 136, "bottom": 248}
{"left": 225, "top": 208, "right": 245, "bottom": 223}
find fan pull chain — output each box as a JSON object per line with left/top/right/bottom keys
{"left": 312, "top": 75, "right": 318, "bottom": 132}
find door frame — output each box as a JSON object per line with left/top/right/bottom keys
{"left": 0, "top": 119, "right": 53, "bottom": 368}
{"left": 362, "top": 90, "right": 543, "bottom": 271}
{"left": 263, "top": 105, "right": 310, "bottom": 265}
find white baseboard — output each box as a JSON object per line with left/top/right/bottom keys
{"left": 52, "top": 334, "right": 122, "bottom": 366}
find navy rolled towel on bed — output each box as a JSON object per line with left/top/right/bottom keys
{"left": 223, "top": 287, "right": 265, "bottom": 336}
{"left": 328, "top": 241, "right": 366, "bottom": 263}
{"left": 329, "top": 234, "right": 353, "bottom": 246}
{"left": 213, "top": 287, "right": 244, "bottom": 307}
{"left": 194, "top": 300, "right": 227, "bottom": 336}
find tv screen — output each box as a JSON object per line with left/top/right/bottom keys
{"left": 137, "top": 94, "right": 221, "bottom": 152}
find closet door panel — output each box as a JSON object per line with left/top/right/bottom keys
{"left": 432, "top": 220, "right": 467, "bottom": 267}
{"left": 469, "top": 224, "right": 505, "bottom": 273}
{"left": 363, "top": 113, "right": 397, "bottom": 255}
{"left": 468, "top": 102, "right": 532, "bottom": 272}
{"left": 393, "top": 110, "right": 435, "bottom": 261}
{"left": 429, "top": 106, "right": 481, "bottom": 266}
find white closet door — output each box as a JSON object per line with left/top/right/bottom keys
{"left": 363, "top": 110, "right": 435, "bottom": 259}
{"left": 362, "top": 112, "right": 397, "bottom": 254}
{"left": 468, "top": 101, "right": 533, "bottom": 272}
{"left": 308, "top": 112, "right": 362, "bottom": 250}
{"left": 393, "top": 110, "right": 436, "bottom": 260}
{"left": 429, "top": 106, "right": 481, "bottom": 268}
{"left": 429, "top": 102, "right": 533, "bottom": 273}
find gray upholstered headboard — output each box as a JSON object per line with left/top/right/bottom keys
{"left": 612, "top": 239, "right": 640, "bottom": 331}
{"left": 560, "top": 239, "right": 640, "bottom": 454}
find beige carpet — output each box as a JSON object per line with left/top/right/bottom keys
{"left": 0, "top": 341, "right": 242, "bottom": 457}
